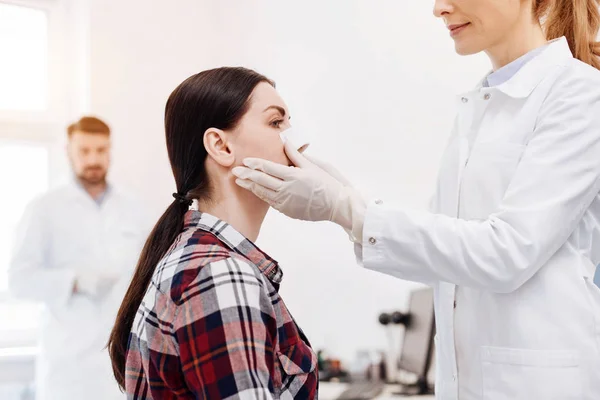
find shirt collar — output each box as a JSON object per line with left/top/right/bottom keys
{"left": 472, "top": 37, "right": 573, "bottom": 98}
{"left": 484, "top": 43, "right": 548, "bottom": 87}
{"left": 183, "top": 210, "right": 283, "bottom": 285}
{"left": 72, "top": 176, "right": 111, "bottom": 206}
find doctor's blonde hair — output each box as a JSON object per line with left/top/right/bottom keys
{"left": 535, "top": 0, "right": 600, "bottom": 70}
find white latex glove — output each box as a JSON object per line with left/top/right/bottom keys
{"left": 304, "top": 153, "right": 353, "bottom": 187}
{"left": 232, "top": 141, "right": 367, "bottom": 240}
{"left": 303, "top": 153, "right": 366, "bottom": 242}
{"left": 75, "top": 269, "right": 119, "bottom": 299}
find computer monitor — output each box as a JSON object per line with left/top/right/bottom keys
{"left": 395, "top": 287, "right": 435, "bottom": 395}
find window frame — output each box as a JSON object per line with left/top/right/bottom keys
{"left": 0, "top": 0, "right": 84, "bottom": 348}
{"left": 0, "top": 0, "right": 71, "bottom": 131}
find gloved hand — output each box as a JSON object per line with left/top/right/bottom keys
{"left": 232, "top": 141, "right": 367, "bottom": 241}
{"left": 75, "top": 269, "right": 120, "bottom": 298}
{"left": 302, "top": 153, "right": 366, "bottom": 242}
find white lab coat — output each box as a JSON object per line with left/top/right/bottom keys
{"left": 9, "top": 181, "right": 149, "bottom": 400}
{"left": 358, "top": 38, "right": 600, "bottom": 399}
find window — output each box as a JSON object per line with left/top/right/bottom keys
{"left": 0, "top": 0, "right": 72, "bottom": 124}
{"left": 0, "top": 3, "right": 48, "bottom": 111}
{"left": 0, "top": 0, "right": 74, "bottom": 348}
{"left": 0, "top": 141, "right": 49, "bottom": 292}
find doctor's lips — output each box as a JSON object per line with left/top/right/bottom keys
{"left": 84, "top": 167, "right": 105, "bottom": 174}
{"left": 447, "top": 23, "right": 470, "bottom": 37}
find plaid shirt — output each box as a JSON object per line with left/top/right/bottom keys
{"left": 125, "top": 211, "right": 318, "bottom": 399}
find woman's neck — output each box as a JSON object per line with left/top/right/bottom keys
{"left": 485, "top": 21, "right": 547, "bottom": 70}
{"left": 199, "top": 179, "right": 269, "bottom": 243}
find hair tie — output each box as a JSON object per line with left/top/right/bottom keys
{"left": 172, "top": 192, "right": 192, "bottom": 206}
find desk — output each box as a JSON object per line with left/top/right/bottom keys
{"left": 320, "top": 382, "right": 435, "bottom": 400}
{"left": 0, "top": 350, "right": 437, "bottom": 399}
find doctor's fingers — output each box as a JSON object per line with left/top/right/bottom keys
{"left": 235, "top": 179, "right": 279, "bottom": 206}
{"left": 283, "top": 141, "right": 310, "bottom": 169}
{"left": 303, "top": 154, "right": 352, "bottom": 186}
{"left": 233, "top": 168, "right": 283, "bottom": 191}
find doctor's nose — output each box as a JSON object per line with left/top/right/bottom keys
{"left": 433, "top": 0, "right": 453, "bottom": 18}
{"left": 85, "top": 153, "right": 102, "bottom": 166}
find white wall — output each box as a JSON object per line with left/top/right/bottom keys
{"left": 88, "top": 0, "right": 490, "bottom": 363}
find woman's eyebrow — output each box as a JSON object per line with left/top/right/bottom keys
{"left": 263, "top": 105, "right": 288, "bottom": 119}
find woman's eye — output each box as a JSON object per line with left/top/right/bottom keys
{"left": 271, "top": 119, "right": 284, "bottom": 128}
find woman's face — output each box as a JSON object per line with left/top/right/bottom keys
{"left": 433, "top": 0, "right": 530, "bottom": 55}
{"left": 230, "top": 82, "right": 292, "bottom": 167}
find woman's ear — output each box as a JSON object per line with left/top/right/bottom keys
{"left": 203, "top": 127, "right": 235, "bottom": 167}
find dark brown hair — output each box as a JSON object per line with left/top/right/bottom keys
{"left": 107, "top": 67, "right": 273, "bottom": 389}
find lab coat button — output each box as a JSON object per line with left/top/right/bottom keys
{"left": 375, "top": 199, "right": 383, "bottom": 205}
{"left": 461, "top": 97, "right": 468, "bottom": 103}
{"left": 368, "top": 237, "right": 377, "bottom": 245}
{"left": 452, "top": 374, "right": 457, "bottom": 382}
{"left": 483, "top": 93, "right": 491, "bottom": 100}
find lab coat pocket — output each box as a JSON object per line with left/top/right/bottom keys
{"left": 481, "top": 346, "right": 582, "bottom": 400}
{"left": 111, "top": 225, "right": 144, "bottom": 268}
{"left": 462, "top": 141, "right": 526, "bottom": 217}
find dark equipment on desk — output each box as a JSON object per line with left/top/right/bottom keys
{"left": 392, "top": 287, "right": 435, "bottom": 396}
{"left": 336, "top": 287, "right": 435, "bottom": 399}
{"left": 378, "top": 311, "right": 412, "bottom": 327}
{"left": 318, "top": 350, "right": 351, "bottom": 382}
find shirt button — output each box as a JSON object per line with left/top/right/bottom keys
{"left": 452, "top": 374, "right": 457, "bottom": 382}
{"left": 368, "top": 237, "right": 377, "bottom": 245}
{"left": 375, "top": 199, "right": 383, "bottom": 205}
{"left": 461, "top": 97, "right": 468, "bottom": 103}
{"left": 483, "top": 93, "right": 491, "bottom": 100}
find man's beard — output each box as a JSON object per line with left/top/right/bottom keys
{"left": 78, "top": 167, "right": 107, "bottom": 186}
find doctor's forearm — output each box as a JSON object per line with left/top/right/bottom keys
{"left": 8, "top": 265, "right": 77, "bottom": 306}
{"left": 359, "top": 204, "right": 551, "bottom": 293}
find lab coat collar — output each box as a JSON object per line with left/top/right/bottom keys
{"left": 183, "top": 210, "right": 283, "bottom": 285}
{"left": 475, "top": 37, "right": 573, "bottom": 99}
{"left": 68, "top": 176, "right": 112, "bottom": 205}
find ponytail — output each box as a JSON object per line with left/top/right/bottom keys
{"left": 537, "top": 0, "right": 600, "bottom": 69}
{"left": 107, "top": 199, "right": 189, "bottom": 389}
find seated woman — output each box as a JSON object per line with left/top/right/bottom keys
{"left": 108, "top": 67, "right": 318, "bottom": 399}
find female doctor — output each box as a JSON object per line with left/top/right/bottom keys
{"left": 232, "top": 0, "right": 600, "bottom": 399}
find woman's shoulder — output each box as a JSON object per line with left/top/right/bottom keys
{"left": 155, "top": 231, "right": 270, "bottom": 306}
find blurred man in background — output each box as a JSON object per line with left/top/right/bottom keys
{"left": 9, "top": 116, "right": 149, "bottom": 400}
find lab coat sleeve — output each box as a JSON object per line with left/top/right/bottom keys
{"left": 352, "top": 193, "right": 440, "bottom": 286}
{"left": 8, "top": 199, "right": 77, "bottom": 307}
{"left": 360, "top": 71, "right": 600, "bottom": 293}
